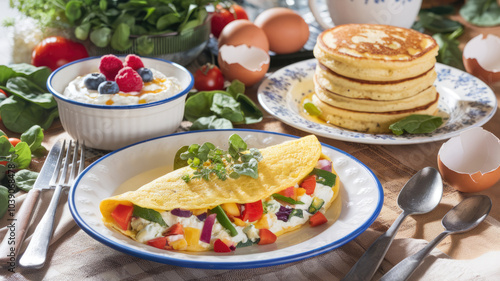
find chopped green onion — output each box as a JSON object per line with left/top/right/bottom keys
{"left": 272, "top": 193, "right": 304, "bottom": 205}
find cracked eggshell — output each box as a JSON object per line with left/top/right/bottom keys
{"left": 218, "top": 44, "right": 270, "bottom": 87}
{"left": 463, "top": 34, "right": 500, "bottom": 84}
{"left": 437, "top": 127, "right": 500, "bottom": 192}
{"left": 218, "top": 19, "right": 269, "bottom": 52}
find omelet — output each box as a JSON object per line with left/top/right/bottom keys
{"left": 100, "top": 135, "right": 342, "bottom": 252}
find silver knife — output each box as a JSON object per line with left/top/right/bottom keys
{"left": 0, "top": 139, "right": 63, "bottom": 267}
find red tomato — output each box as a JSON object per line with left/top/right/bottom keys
{"left": 8, "top": 138, "right": 21, "bottom": 147}
{"left": 213, "top": 239, "right": 232, "bottom": 252}
{"left": 147, "top": 237, "right": 168, "bottom": 249}
{"left": 309, "top": 211, "right": 328, "bottom": 227}
{"left": 32, "top": 36, "right": 89, "bottom": 71}
{"left": 241, "top": 200, "right": 263, "bottom": 222}
{"left": 211, "top": 4, "right": 249, "bottom": 38}
{"left": 111, "top": 204, "right": 134, "bottom": 231}
{"left": 194, "top": 64, "right": 225, "bottom": 91}
{"left": 257, "top": 229, "right": 277, "bottom": 245}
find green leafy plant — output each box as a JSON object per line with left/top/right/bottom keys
{"left": 413, "top": 7, "right": 465, "bottom": 70}
{"left": 460, "top": 0, "right": 500, "bottom": 27}
{"left": 133, "top": 205, "right": 167, "bottom": 227}
{"left": 0, "top": 64, "right": 58, "bottom": 133}
{"left": 0, "top": 185, "right": 8, "bottom": 218}
{"left": 185, "top": 80, "right": 263, "bottom": 130}
{"left": 176, "top": 134, "right": 263, "bottom": 182}
{"left": 389, "top": 114, "right": 443, "bottom": 135}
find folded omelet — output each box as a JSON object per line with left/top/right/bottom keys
{"left": 100, "top": 135, "right": 341, "bottom": 252}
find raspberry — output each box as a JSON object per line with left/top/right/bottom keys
{"left": 115, "top": 67, "right": 143, "bottom": 92}
{"left": 124, "top": 54, "right": 144, "bottom": 70}
{"left": 99, "top": 55, "right": 123, "bottom": 81}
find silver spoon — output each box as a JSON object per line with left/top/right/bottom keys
{"left": 343, "top": 167, "right": 443, "bottom": 281}
{"left": 380, "top": 195, "right": 491, "bottom": 281}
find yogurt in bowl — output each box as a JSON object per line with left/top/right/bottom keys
{"left": 48, "top": 55, "right": 193, "bottom": 150}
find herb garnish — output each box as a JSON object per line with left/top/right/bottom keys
{"left": 176, "top": 134, "right": 263, "bottom": 182}
{"left": 389, "top": 114, "right": 443, "bottom": 135}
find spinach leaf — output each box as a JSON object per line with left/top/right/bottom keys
{"left": 1, "top": 64, "right": 51, "bottom": 89}
{"left": 0, "top": 96, "right": 59, "bottom": 133}
{"left": 0, "top": 185, "right": 8, "bottom": 219}
{"left": 13, "top": 169, "right": 39, "bottom": 192}
{"left": 210, "top": 93, "right": 244, "bottom": 123}
{"left": 20, "top": 125, "right": 45, "bottom": 155}
{"left": 90, "top": 27, "right": 112, "bottom": 47}
{"left": 13, "top": 142, "right": 31, "bottom": 169}
{"left": 6, "top": 77, "right": 57, "bottom": 109}
{"left": 190, "top": 115, "right": 233, "bottom": 130}
{"left": 460, "top": 0, "right": 500, "bottom": 27}
{"left": 389, "top": 114, "right": 443, "bottom": 135}
{"left": 433, "top": 32, "right": 465, "bottom": 70}
{"left": 0, "top": 137, "right": 15, "bottom": 160}
{"left": 236, "top": 93, "right": 263, "bottom": 124}
{"left": 418, "top": 11, "right": 463, "bottom": 33}
{"left": 136, "top": 35, "right": 154, "bottom": 55}
{"left": 133, "top": 205, "right": 167, "bottom": 227}
{"left": 184, "top": 80, "right": 263, "bottom": 130}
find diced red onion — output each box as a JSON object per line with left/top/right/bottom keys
{"left": 276, "top": 206, "right": 293, "bottom": 222}
{"left": 171, "top": 208, "right": 192, "bottom": 217}
{"left": 200, "top": 213, "right": 217, "bottom": 243}
{"left": 196, "top": 212, "right": 207, "bottom": 221}
{"left": 317, "top": 159, "right": 332, "bottom": 171}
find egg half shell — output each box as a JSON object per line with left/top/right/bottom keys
{"left": 463, "top": 34, "right": 500, "bottom": 85}
{"left": 254, "top": 7, "right": 310, "bottom": 54}
{"left": 218, "top": 44, "right": 270, "bottom": 87}
{"left": 437, "top": 127, "right": 500, "bottom": 192}
{"left": 218, "top": 19, "right": 269, "bottom": 52}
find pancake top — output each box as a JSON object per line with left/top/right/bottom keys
{"left": 318, "top": 24, "right": 438, "bottom": 61}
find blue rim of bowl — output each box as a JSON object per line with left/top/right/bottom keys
{"left": 47, "top": 55, "right": 194, "bottom": 110}
{"left": 68, "top": 129, "right": 384, "bottom": 269}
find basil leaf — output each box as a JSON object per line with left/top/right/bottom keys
{"left": 13, "top": 169, "right": 39, "bottom": 192}
{"left": 460, "top": 0, "right": 500, "bottom": 27}
{"left": 133, "top": 205, "right": 167, "bottom": 227}
{"left": 389, "top": 114, "right": 443, "bottom": 136}
{"left": 312, "top": 168, "right": 336, "bottom": 187}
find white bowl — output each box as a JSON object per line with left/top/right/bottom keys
{"left": 48, "top": 56, "right": 193, "bottom": 150}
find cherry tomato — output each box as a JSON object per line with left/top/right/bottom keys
{"left": 194, "top": 64, "right": 225, "bottom": 91}
{"left": 8, "top": 138, "right": 21, "bottom": 147}
{"left": 211, "top": 3, "right": 249, "bottom": 38}
{"left": 0, "top": 89, "right": 8, "bottom": 98}
{"left": 32, "top": 36, "right": 89, "bottom": 71}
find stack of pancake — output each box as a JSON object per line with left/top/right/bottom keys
{"left": 312, "top": 24, "right": 440, "bottom": 133}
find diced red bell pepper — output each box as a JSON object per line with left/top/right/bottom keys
{"left": 111, "top": 204, "right": 134, "bottom": 231}
{"left": 241, "top": 200, "right": 263, "bottom": 222}
{"left": 164, "top": 223, "right": 184, "bottom": 236}
{"left": 300, "top": 175, "right": 316, "bottom": 195}
{"left": 214, "top": 238, "right": 232, "bottom": 253}
{"left": 309, "top": 211, "right": 328, "bottom": 227}
{"left": 278, "top": 186, "right": 296, "bottom": 200}
{"left": 147, "top": 236, "right": 168, "bottom": 249}
{"left": 257, "top": 229, "right": 277, "bottom": 245}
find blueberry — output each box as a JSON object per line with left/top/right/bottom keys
{"left": 98, "top": 81, "right": 120, "bottom": 95}
{"left": 84, "top": 73, "right": 106, "bottom": 90}
{"left": 137, "top": 67, "right": 153, "bottom": 82}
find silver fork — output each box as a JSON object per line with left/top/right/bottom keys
{"left": 19, "top": 140, "right": 85, "bottom": 269}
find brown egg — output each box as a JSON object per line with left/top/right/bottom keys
{"left": 463, "top": 34, "right": 500, "bottom": 85}
{"left": 254, "top": 7, "right": 309, "bottom": 54}
{"left": 218, "top": 20, "right": 269, "bottom": 52}
{"left": 218, "top": 44, "right": 270, "bottom": 87}
{"left": 437, "top": 127, "right": 500, "bottom": 193}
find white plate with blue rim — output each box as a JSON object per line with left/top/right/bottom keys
{"left": 257, "top": 59, "right": 497, "bottom": 145}
{"left": 69, "top": 129, "right": 383, "bottom": 269}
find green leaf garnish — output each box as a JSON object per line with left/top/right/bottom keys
{"left": 133, "top": 205, "right": 167, "bottom": 227}
{"left": 177, "top": 134, "right": 262, "bottom": 182}
{"left": 389, "top": 114, "right": 443, "bottom": 136}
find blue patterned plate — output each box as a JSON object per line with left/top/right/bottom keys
{"left": 257, "top": 59, "right": 497, "bottom": 145}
